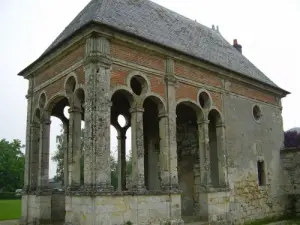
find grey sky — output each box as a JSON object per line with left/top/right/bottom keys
{"left": 1, "top": 0, "right": 299, "bottom": 178}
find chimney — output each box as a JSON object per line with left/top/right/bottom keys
{"left": 233, "top": 39, "right": 242, "bottom": 53}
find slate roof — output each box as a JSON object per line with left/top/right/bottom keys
{"left": 21, "top": 0, "right": 282, "bottom": 90}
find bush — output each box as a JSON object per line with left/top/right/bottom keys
{"left": 0, "top": 192, "right": 21, "bottom": 200}
{"left": 284, "top": 131, "right": 300, "bottom": 148}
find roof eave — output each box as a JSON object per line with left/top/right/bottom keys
{"left": 17, "top": 21, "right": 290, "bottom": 98}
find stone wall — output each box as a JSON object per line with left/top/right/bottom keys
{"left": 224, "top": 93, "right": 287, "bottom": 223}
{"left": 65, "top": 194, "right": 182, "bottom": 225}
{"left": 281, "top": 147, "right": 300, "bottom": 215}
{"left": 51, "top": 193, "right": 65, "bottom": 222}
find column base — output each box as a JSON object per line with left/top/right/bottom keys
{"left": 66, "top": 184, "right": 114, "bottom": 195}
{"left": 65, "top": 193, "right": 183, "bottom": 225}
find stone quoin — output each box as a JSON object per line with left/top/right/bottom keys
{"left": 18, "top": 0, "right": 292, "bottom": 224}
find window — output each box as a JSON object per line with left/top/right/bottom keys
{"left": 257, "top": 160, "right": 266, "bottom": 186}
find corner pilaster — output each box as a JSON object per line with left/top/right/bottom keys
{"left": 83, "top": 35, "right": 113, "bottom": 192}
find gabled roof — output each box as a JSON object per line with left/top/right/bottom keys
{"left": 20, "top": 0, "right": 284, "bottom": 91}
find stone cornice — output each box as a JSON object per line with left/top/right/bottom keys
{"left": 94, "top": 26, "right": 289, "bottom": 97}
{"left": 19, "top": 23, "right": 289, "bottom": 98}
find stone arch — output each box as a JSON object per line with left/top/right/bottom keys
{"left": 176, "top": 98, "right": 204, "bottom": 122}
{"left": 110, "top": 86, "right": 135, "bottom": 191}
{"left": 208, "top": 107, "right": 224, "bottom": 126}
{"left": 208, "top": 107, "right": 225, "bottom": 187}
{"left": 142, "top": 94, "right": 167, "bottom": 190}
{"left": 64, "top": 72, "right": 78, "bottom": 97}
{"left": 142, "top": 92, "right": 167, "bottom": 115}
{"left": 73, "top": 88, "right": 85, "bottom": 109}
{"left": 45, "top": 92, "right": 69, "bottom": 121}
{"left": 176, "top": 99, "right": 202, "bottom": 217}
{"left": 127, "top": 71, "right": 151, "bottom": 96}
{"left": 110, "top": 86, "right": 135, "bottom": 107}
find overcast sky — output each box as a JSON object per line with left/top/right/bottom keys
{"left": 1, "top": 0, "right": 299, "bottom": 178}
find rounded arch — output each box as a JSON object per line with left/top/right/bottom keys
{"left": 197, "top": 88, "right": 213, "bottom": 110}
{"left": 45, "top": 92, "right": 69, "bottom": 116}
{"left": 142, "top": 93, "right": 167, "bottom": 115}
{"left": 208, "top": 107, "right": 224, "bottom": 126}
{"left": 64, "top": 72, "right": 78, "bottom": 97}
{"left": 73, "top": 88, "right": 85, "bottom": 108}
{"left": 110, "top": 86, "right": 135, "bottom": 107}
{"left": 38, "top": 91, "right": 47, "bottom": 109}
{"left": 176, "top": 98, "right": 204, "bottom": 122}
{"left": 127, "top": 71, "right": 151, "bottom": 96}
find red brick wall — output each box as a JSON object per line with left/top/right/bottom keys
{"left": 230, "top": 81, "right": 277, "bottom": 105}
{"left": 34, "top": 45, "right": 84, "bottom": 88}
{"left": 111, "top": 65, "right": 128, "bottom": 87}
{"left": 175, "top": 61, "right": 223, "bottom": 88}
{"left": 110, "top": 64, "right": 165, "bottom": 99}
{"left": 176, "top": 82, "right": 198, "bottom": 101}
{"left": 111, "top": 42, "right": 165, "bottom": 72}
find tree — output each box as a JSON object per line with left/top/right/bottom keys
{"left": 0, "top": 139, "right": 25, "bottom": 191}
{"left": 52, "top": 126, "right": 132, "bottom": 190}
{"left": 284, "top": 130, "right": 300, "bottom": 148}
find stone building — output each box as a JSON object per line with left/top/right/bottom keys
{"left": 18, "top": 0, "right": 290, "bottom": 224}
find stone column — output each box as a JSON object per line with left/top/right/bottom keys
{"left": 22, "top": 79, "right": 34, "bottom": 224}
{"left": 216, "top": 123, "right": 227, "bottom": 186}
{"left": 83, "top": 36, "right": 112, "bottom": 190}
{"left": 165, "top": 58, "right": 179, "bottom": 189}
{"left": 29, "top": 121, "right": 40, "bottom": 191}
{"left": 198, "top": 119, "right": 212, "bottom": 187}
{"left": 130, "top": 106, "right": 145, "bottom": 190}
{"left": 68, "top": 107, "right": 82, "bottom": 187}
{"left": 23, "top": 81, "right": 33, "bottom": 192}
{"left": 117, "top": 129, "right": 127, "bottom": 191}
{"left": 198, "top": 119, "right": 211, "bottom": 221}
{"left": 37, "top": 111, "right": 51, "bottom": 189}
{"left": 35, "top": 111, "right": 52, "bottom": 224}
{"left": 63, "top": 122, "right": 69, "bottom": 188}
{"left": 158, "top": 113, "right": 170, "bottom": 189}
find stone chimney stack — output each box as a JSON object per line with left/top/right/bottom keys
{"left": 233, "top": 39, "right": 242, "bottom": 53}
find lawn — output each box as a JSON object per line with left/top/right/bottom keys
{"left": 0, "top": 200, "right": 21, "bottom": 220}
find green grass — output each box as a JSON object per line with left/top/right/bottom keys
{"left": 0, "top": 200, "right": 21, "bottom": 220}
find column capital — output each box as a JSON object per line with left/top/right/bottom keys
{"left": 41, "top": 118, "right": 51, "bottom": 125}
{"left": 129, "top": 107, "right": 144, "bottom": 114}
{"left": 216, "top": 123, "right": 226, "bottom": 128}
{"left": 68, "top": 106, "right": 82, "bottom": 113}
{"left": 158, "top": 112, "right": 168, "bottom": 119}
{"left": 83, "top": 55, "right": 112, "bottom": 69}
{"left": 197, "top": 119, "right": 210, "bottom": 125}
{"left": 31, "top": 122, "right": 40, "bottom": 128}
{"left": 164, "top": 75, "right": 177, "bottom": 86}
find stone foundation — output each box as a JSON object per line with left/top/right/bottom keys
{"left": 65, "top": 194, "right": 183, "bottom": 225}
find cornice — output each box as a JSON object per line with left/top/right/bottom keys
{"left": 19, "top": 23, "right": 289, "bottom": 98}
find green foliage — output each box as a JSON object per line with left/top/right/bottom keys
{"left": 0, "top": 139, "right": 25, "bottom": 192}
{"left": 0, "top": 199, "right": 21, "bottom": 220}
{"left": 52, "top": 126, "right": 132, "bottom": 189}
{"left": 125, "top": 221, "right": 132, "bottom": 225}
{"left": 0, "top": 192, "right": 21, "bottom": 200}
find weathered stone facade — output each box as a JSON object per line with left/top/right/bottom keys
{"left": 18, "top": 0, "right": 291, "bottom": 225}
